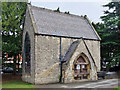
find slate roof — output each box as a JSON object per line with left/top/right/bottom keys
{"left": 29, "top": 5, "right": 100, "bottom": 40}
{"left": 62, "top": 40, "right": 80, "bottom": 63}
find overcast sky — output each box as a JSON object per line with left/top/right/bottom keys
{"left": 30, "top": 0, "right": 111, "bottom": 23}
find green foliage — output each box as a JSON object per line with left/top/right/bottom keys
{"left": 2, "top": 2, "right": 27, "bottom": 55}
{"left": 1, "top": 2, "right": 27, "bottom": 74}
{"left": 93, "top": 1, "right": 120, "bottom": 70}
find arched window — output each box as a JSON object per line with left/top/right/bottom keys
{"left": 24, "top": 32, "right": 31, "bottom": 74}
{"left": 73, "top": 55, "right": 90, "bottom": 80}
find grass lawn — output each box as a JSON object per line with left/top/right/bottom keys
{"left": 2, "top": 80, "right": 35, "bottom": 88}
{"left": 114, "top": 86, "right": 120, "bottom": 90}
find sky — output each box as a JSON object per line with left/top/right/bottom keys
{"left": 30, "top": 0, "right": 111, "bottom": 23}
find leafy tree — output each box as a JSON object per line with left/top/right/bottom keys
{"left": 93, "top": 1, "right": 120, "bottom": 71}
{"left": 2, "top": 2, "right": 27, "bottom": 74}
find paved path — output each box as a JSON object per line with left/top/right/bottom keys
{"left": 62, "top": 79, "right": 119, "bottom": 88}
{"left": 34, "top": 79, "right": 119, "bottom": 88}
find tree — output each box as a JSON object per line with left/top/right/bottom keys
{"left": 93, "top": 1, "right": 120, "bottom": 71}
{"left": 2, "top": 2, "right": 27, "bottom": 74}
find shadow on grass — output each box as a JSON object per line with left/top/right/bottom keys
{"left": 2, "top": 73, "right": 35, "bottom": 88}
{"left": 2, "top": 80, "right": 35, "bottom": 88}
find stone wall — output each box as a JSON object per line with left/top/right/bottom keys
{"left": 61, "top": 38, "right": 78, "bottom": 57}
{"left": 22, "top": 7, "right": 35, "bottom": 83}
{"left": 61, "top": 38, "right": 100, "bottom": 72}
{"left": 34, "top": 36, "right": 100, "bottom": 84}
{"left": 60, "top": 38, "right": 100, "bottom": 83}
{"left": 35, "top": 35, "right": 60, "bottom": 84}
{"left": 85, "top": 40, "right": 101, "bottom": 71}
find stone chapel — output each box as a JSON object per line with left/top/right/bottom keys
{"left": 22, "top": 4, "right": 101, "bottom": 84}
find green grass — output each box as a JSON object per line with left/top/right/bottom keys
{"left": 114, "top": 86, "right": 120, "bottom": 90}
{"left": 2, "top": 81, "right": 35, "bottom": 88}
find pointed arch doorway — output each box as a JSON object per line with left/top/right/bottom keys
{"left": 73, "top": 53, "right": 90, "bottom": 80}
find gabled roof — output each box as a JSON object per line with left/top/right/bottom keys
{"left": 62, "top": 39, "right": 97, "bottom": 71}
{"left": 28, "top": 4, "right": 101, "bottom": 40}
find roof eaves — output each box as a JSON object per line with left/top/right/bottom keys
{"left": 35, "top": 33, "right": 100, "bottom": 41}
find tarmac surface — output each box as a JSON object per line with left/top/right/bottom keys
{"left": 34, "top": 79, "right": 119, "bottom": 89}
